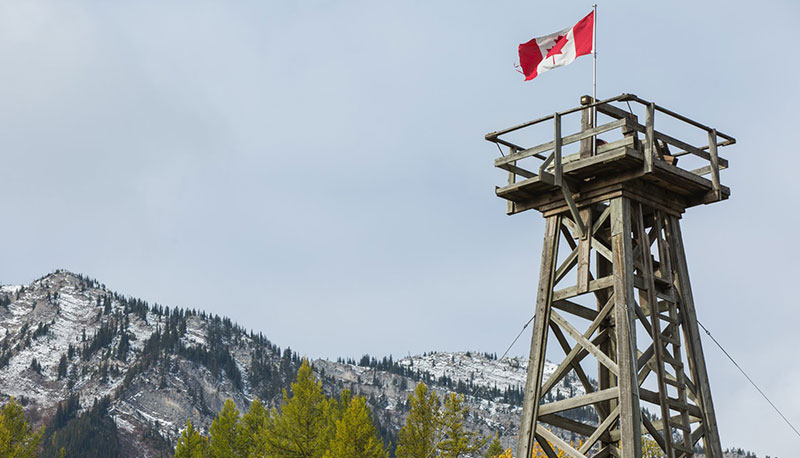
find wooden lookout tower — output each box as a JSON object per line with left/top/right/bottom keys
{"left": 485, "top": 94, "right": 734, "bottom": 458}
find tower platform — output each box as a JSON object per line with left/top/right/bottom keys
{"left": 486, "top": 94, "right": 734, "bottom": 219}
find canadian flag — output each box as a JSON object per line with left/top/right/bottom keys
{"left": 518, "top": 11, "right": 594, "bottom": 81}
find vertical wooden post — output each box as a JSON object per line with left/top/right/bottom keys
{"left": 636, "top": 204, "right": 676, "bottom": 458}
{"left": 580, "top": 102, "right": 593, "bottom": 159}
{"left": 610, "top": 197, "right": 642, "bottom": 458}
{"left": 596, "top": 205, "right": 616, "bottom": 436}
{"left": 666, "top": 216, "right": 724, "bottom": 458}
{"left": 645, "top": 103, "right": 655, "bottom": 174}
{"left": 554, "top": 113, "right": 563, "bottom": 186}
{"left": 708, "top": 129, "right": 721, "bottom": 201}
{"left": 517, "top": 215, "right": 560, "bottom": 458}
{"left": 507, "top": 146, "right": 517, "bottom": 215}
{"left": 577, "top": 207, "right": 593, "bottom": 293}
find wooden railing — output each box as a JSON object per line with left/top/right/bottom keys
{"left": 485, "top": 93, "right": 736, "bottom": 201}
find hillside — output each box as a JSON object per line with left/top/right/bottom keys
{"left": 0, "top": 270, "right": 549, "bottom": 456}
{"left": 0, "top": 270, "right": 755, "bottom": 457}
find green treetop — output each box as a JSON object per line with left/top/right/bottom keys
{"left": 240, "top": 398, "right": 268, "bottom": 454}
{"left": 395, "top": 383, "right": 441, "bottom": 458}
{"left": 483, "top": 435, "right": 504, "bottom": 458}
{"left": 253, "top": 359, "right": 334, "bottom": 458}
{"left": 437, "top": 393, "right": 488, "bottom": 458}
{"left": 324, "top": 396, "right": 387, "bottom": 458}
{"left": 174, "top": 419, "right": 208, "bottom": 458}
{"left": 208, "top": 399, "right": 246, "bottom": 457}
{"left": 0, "top": 397, "right": 43, "bottom": 458}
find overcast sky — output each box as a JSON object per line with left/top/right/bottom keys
{"left": 2, "top": 1, "right": 798, "bottom": 455}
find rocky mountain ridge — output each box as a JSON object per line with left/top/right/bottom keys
{"left": 0, "top": 270, "right": 549, "bottom": 456}
{"left": 0, "top": 270, "right": 755, "bottom": 457}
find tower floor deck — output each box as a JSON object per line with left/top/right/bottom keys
{"left": 497, "top": 142, "right": 730, "bottom": 216}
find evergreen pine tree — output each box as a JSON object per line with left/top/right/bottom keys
{"left": 0, "top": 397, "right": 43, "bottom": 458}
{"left": 395, "top": 383, "right": 441, "bottom": 458}
{"left": 437, "top": 393, "right": 487, "bottom": 458}
{"left": 484, "top": 435, "right": 504, "bottom": 458}
{"left": 174, "top": 419, "right": 208, "bottom": 458}
{"left": 207, "top": 399, "right": 245, "bottom": 457}
{"left": 253, "top": 359, "right": 333, "bottom": 458}
{"left": 323, "top": 396, "right": 387, "bottom": 458}
{"left": 327, "top": 389, "right": 352, "bottom": 427}
{"left": 57, "top": 354, "right": 68, "bottom": 379}
{"left": 240, "top": 398, "right": 268, "bottom": 455}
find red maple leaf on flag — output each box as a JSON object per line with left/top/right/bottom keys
{"left": 546, "top": 35, "right": 567, "bottom": 58}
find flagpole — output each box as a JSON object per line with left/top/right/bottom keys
{"left": 592, "top": 3, "right": 597, "bottom": 156}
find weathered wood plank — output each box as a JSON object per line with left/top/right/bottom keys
{"left": 548, "top": 322, "right": 608, "bottom": 419}
{"left": 495, "top": 118, "right": 629, "bottom": 167}
{"left": 535, "top": 433, "right": 561, "bottom": 458}
{"left": 638, "top": 388, "right": 703, "bottom": 418}
{"left": 610, "top": 197, "right": 642, "bottom": 458}
{"left": 536, "top": 424, "right": 591, "bottom": 458}
{"left": 551, "top": 311, "right": 620, "bottom": 376}
{"left": 645, "top": 103, "right": 655, "bottom": 173}
{"left": 708, "top": 128, "right": 721, "bottom": 200}
{"left": 553, "top": 275, "right": 614, "bottom": 302}
{"left": 554, "top": 246, "right": 580, "bottom": 286}
{"left": 541, "top": 299, "right": 615, "bottom": 395}
{"left": 517, "top": 216, "right": 561, "bottom": 458}
{"left": 497, "top": 161, "right": 537, "bottom": 179}
{"left": 552, "top": 298, "right": 599, "bottom": 321}
{"left": 579, "top": 405, "right": 621, "bottom": 454}
{"left": 539, "top": 412, "right": 606, "bottom": 438}
{"left": 636, "top": 203, "right": 675, "bottom": 458}
{"left": 554, "top": 113, "right": 563, "bottom": 186}
{"left": 642, "top": 414, "right": 667, "bottom": 452}
{"left": 580, "top": 105, "right": 593, "bottom": 158}
{"left": 666, "top": 216, "right": 724, "bottom": 457}
{"left": 592, "top": 237, "right": 614, "bottom": 263}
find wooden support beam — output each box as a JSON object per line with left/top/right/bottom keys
{"left": 517, "top": 216, "right": 561, "bottom": 458}
{"left": 551, "top": 311, "right": 620, "bottom": 376}
{"left": 548, "top": 321, "right": 609, "bottom": 419}
{"left": 642, "top": 414, "right": 667, "bottom": 452}
{"left": 536, "top": 424, "right": 590, "bottom": 458}
{"left": 554, "top": 246, "right": 580, "bottom": 286}
{"left": 610, "top": 197, "right": 643, "bottom": 458}
{"left": 645, "top": 103, "right": 655, "bottom": 173}
{"left": 541, "top": 298, "right": 614, "bottom": 394}
{"left": 579, "top": 406, "right": 621, "bottom": 455}
{"left": 708, "top": 128, "right": 721, "bottom": 201}
{"left": 497, "top": 161, "right": 537, "bottom": 179}
{"left": 552, "top": 299, "right": 599, "bottom": 321}
{"left": 539, "top": 412, "right": 608, "bottom": 439}
{"left": 535, "top": 433, "right": 561, "bottom": 458}
{"left": 666, "top": 216, "right": 724, "bottom": 458}
{"left": 561, "top": 180, "right": 587, "bottom": 238}
{"left": 553, "top": 275, "right": 614, "bottom": 302}
{"left": 554, "top": 113, "right": 563, "bottom": 186}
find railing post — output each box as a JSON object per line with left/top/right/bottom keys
{"left": 554, "top": 113, "right": 562, "bottom": 186}
{"left": 580, "top": 96, "right": 593, "bottom": 159}
{"left": 644, "top": 103, "right": 655, "bottom": 173}
{"left": 708, "top": 129, "right": 721, "bottom": 200}
{"left": 507, "top": 146, "right": 517, "bottom": 214}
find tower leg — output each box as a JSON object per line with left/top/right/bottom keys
{"left": 666, "top": 216, "right": 724, "bottom": 458}
{"left": 610, "top": 198, "right": 643, "bottom": 458}
{"left": 517, "top": 215, "right": 560, "bottom": 458}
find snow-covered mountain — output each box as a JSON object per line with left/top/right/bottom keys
{"left": 0, "top": 270, "right": 755, "bottom": 457}
{"left": 0, "top": 270, "right": 546, "bottom": 456}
